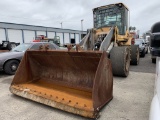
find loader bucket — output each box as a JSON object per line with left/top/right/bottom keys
{"left": 10, "top": 50, "right": 113, "bottom": 119}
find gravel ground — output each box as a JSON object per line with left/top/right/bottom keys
{"left": 0, "top": 53, "right": 155, "bottom": 120}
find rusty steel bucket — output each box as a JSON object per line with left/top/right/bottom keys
{"left": 10, "top": 49, "right": 113, "bottom": 118}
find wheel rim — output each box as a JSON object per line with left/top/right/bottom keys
{"left": 11, "top": 64, "right": 17, "bottom": 71}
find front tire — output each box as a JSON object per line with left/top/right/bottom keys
{"left": 4, "top": 60, "right": 19, "bottom": 75}
{"left": 110, "top": 46, "right": 130, "bottom": 77}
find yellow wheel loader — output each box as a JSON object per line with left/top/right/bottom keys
{"left": 79, "top": 3, "right": 139, "bottom": 76}
{"left": 9, "top": 3, "right": 139, "bottom": 119}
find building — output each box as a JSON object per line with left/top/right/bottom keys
{"left": 0, "top": 22, "right": 86, "bottom": 44}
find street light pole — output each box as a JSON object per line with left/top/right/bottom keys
{"left": 60, "top": 22, "right": 63, "bottom": 29}
{"left": 81, "top": 19, "right": 83, "bottom": 32}
{"left": 81, "top": 19, "right": 84, "bottom": 39}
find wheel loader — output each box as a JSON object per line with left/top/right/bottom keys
{"left": 78, "top": 3, "right": 139, "bottom": 73}
{"left": 9, "top": 3, "right": 139, "bottom": 119}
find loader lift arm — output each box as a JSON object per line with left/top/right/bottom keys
{"left": 79, "top": 27, "right": 115, "bottom": 52}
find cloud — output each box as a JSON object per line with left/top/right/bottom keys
{"left": 0, "top": 0, "right": 159, "bottom": 35}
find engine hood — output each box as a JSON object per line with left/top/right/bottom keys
{"left": 0, "top": 51, "right": 24, "bottom": 61}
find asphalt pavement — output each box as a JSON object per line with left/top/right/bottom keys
{"left": 130, "top": 53, "right": 156, "bottom": 73}
{"left": 0, "top": 71, "right": 9, "bottom": 78}
{"left": 0, "top": 53, "right": 156, "bottom": 120}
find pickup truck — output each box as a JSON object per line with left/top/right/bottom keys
{"left": 0, "top": 41, "right": 20, "bottom": 52}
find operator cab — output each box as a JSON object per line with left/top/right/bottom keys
{"left": 93, "top": 3, "right": 129, "bottom": 35}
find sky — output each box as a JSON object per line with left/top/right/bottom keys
{"left": 0, "top": 0, "right": 160, "bottom": 35}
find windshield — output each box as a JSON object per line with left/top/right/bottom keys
{"left": 135, "top": 40, "right": 143, "bottom": 45}
{"left": 95, "top": 13, "right": 122, "bottom": 28}
{"left": 93, "top": 4, "right": 128, "bottom": 35}
{"left": 12, "top": 44, "right": 31, "bottom": 52}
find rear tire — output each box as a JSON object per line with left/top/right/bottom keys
{"left": 152, "top": 58, "right": 156, "bottom": 63}
{"left": 141, "top": 49, "right": 145, "bottom": 57}
{"left": 4, "top": 60, "right": 19, "bottom": 75}
{"left": 110, "top": 46, "right": 130, "bottom": 77}
{"left": 146, "top": 48, "right": 148, "bottom": 54}
{"left": 7, "top": 42, "right": 17, "bottom": 50}
{"left": 130, "top": 45, "right": 140, "bottom": 65}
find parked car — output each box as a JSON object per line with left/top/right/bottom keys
{"left": 0, "top": 42, "right": 59, "bottom": 75}
{"left": 149, "top": 57, "right": 160, "bottom": 120}
{"left": 135, "top": 39, "right": 148, "bottom": 57}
